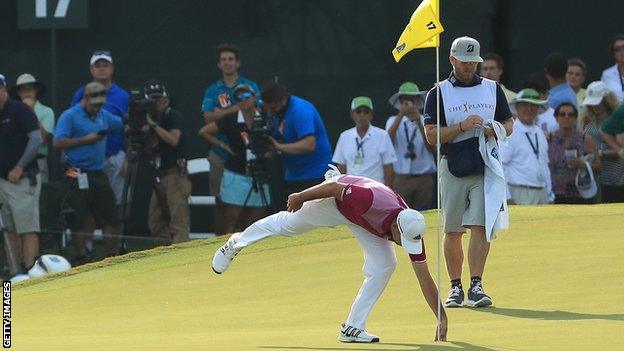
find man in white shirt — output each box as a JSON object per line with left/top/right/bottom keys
{"left": 386, "top": 82, "right": 436, "bottom": 210}
{"left": 600, "top": 34, "right": 624, "bottom": 102}
{"left": 501, "top": 89, "right": 553, "bottom": 204}
{"left": 333, "top": 97, "right": 397, "bottom": 186}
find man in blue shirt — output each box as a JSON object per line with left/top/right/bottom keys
{"left": 55, "top": 82, "right": 124, "bottom": 264}
{"left": 200, "top": 43, "right": 261, "bottom": 235}
{"left": 71, "top": 50, "right": 129, "bottom": 206}
{"left": 544, "top": 53, "right": 578, "bottom": 110}
{"left": 261, "top": 81, "right": 333, "bottom": 204}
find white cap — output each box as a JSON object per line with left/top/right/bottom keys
{"left": 576, "top": 156, "right": 598, "bottom": 199}
{"left": 582, "top": 81, "right": 611, "bottom": 106}
{"left": 396, "top": 209, "right": 426, "bottom": 254}
{"left": 90, "top": 51, "right": 113, "bottom": 65}
{"left": 16, "top": 73, "right": 37, "bottom": 86}
{"left": 450, "top": 36, "right": 483, "bottom": 63}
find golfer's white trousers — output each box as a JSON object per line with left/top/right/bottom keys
{"left": 233, "top": 198, "right": 397, "bottom": 330}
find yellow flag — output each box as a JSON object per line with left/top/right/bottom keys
{"left": 392, "top": 0, "right": 444, "bottom": 62}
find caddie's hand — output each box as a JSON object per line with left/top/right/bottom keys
{"left": 7, "top": 166, "right": 23, "bottom": 183}
{"left": 462, "top": 115, "right": 484, "bottom": 131}
{"left": 483, "top": 125, "right": 496, "bottom": 138}
{"left": 287, "top": 192, "right": 304, "bottom": 212}
{"left": 434, "top": 317, "right": 448, "bottom": 342}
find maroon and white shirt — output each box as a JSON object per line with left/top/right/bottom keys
{"left": 335, "top": 175, "right": 426, "bottom": 262}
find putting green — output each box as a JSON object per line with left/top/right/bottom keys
{"left": 13, "top": 204, "right": 624, "bottom": 350}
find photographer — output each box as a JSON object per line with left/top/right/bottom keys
{"left": 260, "top": 81, "right": 333, "bottom": 205}
{"left": 143, "top": 80, "right": 191, "bottom": 245}
{"left": 199, "top": 84, "right": 270, "bottom": 232}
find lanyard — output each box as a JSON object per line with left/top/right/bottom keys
{"left": 403, "top": 120, "right": 418, "bottom": 147}
{"left": 355, "top": 137, "right": 365, "bottom": 157}
{"left": 525, "top": 132, "right": 539, "bottom": 159}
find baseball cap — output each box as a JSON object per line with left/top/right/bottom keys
{"left": 575, "top": 156, "right": 598, "bottom": 199}
{"left": 450, "top": 36, "right": 483, "bottom": 63}
{"left": 582, "top": 81, "right": 611, "bottom": 106}
{"left": 90, "top": 50, "right": 113, "bottom": 65}
{"left": 84, "top": 82, "right": 107, "bottom": 105}
{"left": 0, "top": 74, "right": 6, "bottom": 86}
{"left": 144, "top": 79, "right": 168, "bottom": 99}
{"left": 351, "top": 96, "right": 373, "bottom": 110}
{"left": 388, "top": 82, "right": 426, "bottom": 109}
{"left": 510, "top": 88, "right": 548, "bottom": 114}
{"left": 396, "top": 209, "right": 426, "bottom": 254}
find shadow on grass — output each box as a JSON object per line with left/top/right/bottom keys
{"left": 468, "top": 307, "right": 624, "bottom": 322}
{"left": 259, "top": 341, "right": 501, "bottom": 351}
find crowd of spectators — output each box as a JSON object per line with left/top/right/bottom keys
{"left": 2, "top": 35, "right": 624, "bottom": 278}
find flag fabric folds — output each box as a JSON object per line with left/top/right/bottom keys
{"left": 392, "top": 0, "right": 444, "bottom": 62}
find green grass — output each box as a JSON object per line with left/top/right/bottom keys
{"left": 13, "top": 204, "right": 624, "bottom": 350}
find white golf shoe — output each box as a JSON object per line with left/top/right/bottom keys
{"left": 212, "top": 233, "right": 242, "bottom": 274}
{"left": 338, "top": 323, "right": 380, "bottom": 343}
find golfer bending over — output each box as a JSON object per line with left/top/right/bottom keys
{"left": 212, "top": 166, "right": 447, "bottom": 343}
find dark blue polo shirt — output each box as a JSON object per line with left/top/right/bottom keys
{"left": 0, "top": 99, "right": 39, "bottom": 179}
{"left": 71, "top": 82, "right": 129, "bottom": 157}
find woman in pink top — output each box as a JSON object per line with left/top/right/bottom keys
{"left": 212, "top": 171, "right": 447, "bottom": 343}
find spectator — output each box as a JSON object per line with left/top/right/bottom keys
{"left": 600, "top": 34, "right": 624, "bottom": 102}
{"left": 548, "top": 102, "right": 600, "bottom": 204}
{"left": 385, "top": 82, "right": 436, "bottom": 210}
{"left": 10, "top": 74, "right": 55, "bottom": 182}
{"left": 0, "top": 73, "right": 42, "bottom": 275}
{"left": 199, "top": 84, "right": 270, "bottom": 232}
{"left": 600, "top": 101, "right": 624, "bottom": 160}
{"left": 333, "top": 97, "right": 396, "bottom": 185}
{"left": 71, "top": 51, "right": 129, "bottom": 207}
{"left": 479, "top": 52, "right": 516, "bottom": 102}
{"left": 54, "top": 82, "right": 124, "bottom": 264}
{"left": 423, "top": 37, "right": 514, "bottom": 308}
{"left": 581, "top": 81, "right": 624, "bottom": 202}
{"left": 201, "top": 43, "right": 261, "bottom": 235}
{"left": 143, "top": 80, "right": 191, "bottom": 245}
{"left": 566, "top": 58, "right": 588, "bottom": 108}
{"left": 501, "top": 89, "right": 553, "bottom": 205}
{"left": 523, "top": 75, "right": 559, "bottom": 135}
{"left": 261, "top": 81, "right": 333, "bottom": 204}
{"left": 544, "top": 53, "right": 578, "bottom": 110}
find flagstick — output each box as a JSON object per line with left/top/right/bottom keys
{"left": 435, "top": 44, "right": 442, "bottom": 341}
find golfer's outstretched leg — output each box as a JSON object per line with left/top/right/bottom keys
{"left": 339, "top": 225, "right": 396, "bottom": 343}
{"left": 212, "top": 197, "right": 346, "bottom": 273}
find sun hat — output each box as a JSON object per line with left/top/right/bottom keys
{"left": 351, "top": 96, "right": 373, "bottom": 110}
{"left": 388, "top": 82, "right": 427, "bottom": 110}
{"left": 510, "top": 88, "right": 548, "bottom": 114}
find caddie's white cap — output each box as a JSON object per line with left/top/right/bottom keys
{"left": 396, "top": 209, "right": 426, "bottom": 254}
{"left": 450, "top": 36, "right": 483, "bottom": 63}
{"left": 582, "top": 81, "right": 611, "bottom": 106}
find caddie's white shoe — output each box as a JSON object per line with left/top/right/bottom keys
{"left": 212, "top": 233, "right": 242, "bottom": 274}
{"left": 338, "top": 323, "right": 380, "bottom": 343}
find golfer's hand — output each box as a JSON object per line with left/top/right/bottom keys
{"left": 7, "top": 166, "right": 23, "bottom": 183}
{"left": 462, "top": 115, "right": 484, "bottom": 131}
{"left": 287, "top": 193, "right": 304, "bottom": 212}
{"left": 434, "top": 317, "right": 448, "bottom": 341}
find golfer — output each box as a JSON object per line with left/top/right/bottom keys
{"left": 212, "top": 166, "right": 447, "bottom": 343}
{"left": 423, "top": 36, "right": 513, "bottom": 308}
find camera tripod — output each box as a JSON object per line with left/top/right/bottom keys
{"left": 118, "top": 146, "right": 143, "bottom": 253}
{"left": 233, "top": 159, "right": 273, "bottom": 231}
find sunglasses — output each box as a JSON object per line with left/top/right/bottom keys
{"left": 236, "top": 92, "right": 254, "bottom": 101}
{"left": 354, "top": 108, "right": 372, "bottom": 114}
{"left": 87, "top": 91, "right": 107, "bottom": 98}
{"left": 614, "top": 45, "right": 624, "bottom": 53}
{"left": 557, "top": 112, "right": 577, "bottom": 117}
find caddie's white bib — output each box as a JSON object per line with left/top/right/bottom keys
{"left": 439, "top": 77, "right": 497, "bottom": 143}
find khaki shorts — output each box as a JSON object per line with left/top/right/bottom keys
{"left": 439, "top": 158, "right": 485, "bottom": 233}
{"left": 0, "top": 175, "right": 41, "bottom": 234}
{"left": 207, "top": 150, "right": 225, "bottom": 197}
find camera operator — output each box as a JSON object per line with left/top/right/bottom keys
{"left": 260, "top": 81, "right": 333, "bottom": 207}
{"left": 143, "top": 80, "right": 191, "bottom": 245}
{"left": 199, "top": 84, "right": 270, "bottom": 232}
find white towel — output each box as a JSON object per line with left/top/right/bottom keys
{"left": 479, "top": 121, "right": 510, "bottom": 241}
